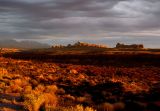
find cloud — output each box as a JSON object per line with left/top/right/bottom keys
{"left": 0, "top": 0, "right": 160, "bottom": 40}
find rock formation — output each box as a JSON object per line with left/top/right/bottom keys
{"left": 52, "top": 41, "right": 108, "bottom": 48}
{"left": 116, "top": 43, "right": 144, "bottom": 49}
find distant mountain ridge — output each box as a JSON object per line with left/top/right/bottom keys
{"left": 0, "top": 39, "right": 50, "bottom": 49}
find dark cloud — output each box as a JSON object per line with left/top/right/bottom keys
{"left": 0, "top": 0, "right": 160, "bottom": 42}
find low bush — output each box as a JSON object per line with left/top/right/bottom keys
{"left": 23, "top": 91, "right": 57, "bottom": 111}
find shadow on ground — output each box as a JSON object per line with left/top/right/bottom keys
{"left": 0, "top": 93, "right": 24, "bottom": 110}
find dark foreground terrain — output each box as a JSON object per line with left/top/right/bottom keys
{"left": 0, "top": 48, "right": 160, "bottom": 111}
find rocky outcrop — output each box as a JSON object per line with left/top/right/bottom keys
{"left": 52, "top": 41, "right": 108, "bottom": 48}
{"left": 71, "top": 41, "right": 108, "bottom": 48}
{"left": 116, "top": 43, "right": 144, "bottom": 49}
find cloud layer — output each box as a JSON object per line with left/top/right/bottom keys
{"left": 0, "top": 0, "right": 160, "bottom": 40}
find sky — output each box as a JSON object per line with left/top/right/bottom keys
{"left": 0, "top": 0, "right": 160, "bottom": 48}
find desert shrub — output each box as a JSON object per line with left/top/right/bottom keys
{"left": 35, "top": 84, "right": 45, "bottom": 92}
{"left": 0, "top": 82, "right": 5, "bottom": 92}
{"left": 76, "top": 94, "right": 92, "bottom": 105}
{"left": 76, "top": 97, "right": 86, "bottom": 103}
{"left": 0, "top": 67, "right": 8, "bottom": 75}
{"left": 23, "top": 92, "right": 57, "bottom": 111}
{"left": 59, "top": 105, "right": 96, "bottom": 111}
{"left": 14, "top": 79, "right": 23, "bottom": 85}
{"left": 10, "top": 84, "right": 22, "bottom": 93}
{"left": 85, "top": 107, "right": 96, "bottom": 111}
{"left": 57, "top": 88, "right": 65, "bottom": 95}
{"left": 69, "top": 69, "right": 78, "bottom": 74}
{"left": 23, "top": 85, "right": 32, "bottom": 94}
{"left": 63, "top": 94, "right": 75, "bottom": 101}
{"left": 23, "top": 93, "right": 45, "bottom": 111}
{"left": 45, "top": 85, "right": 58, "bottom": 93}
{"left": 40, "top": 93, "right": 58, "bottom": 111}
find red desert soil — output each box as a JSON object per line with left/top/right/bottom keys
{"left": 0, "top": 49, "right": 160, "bottom": 111}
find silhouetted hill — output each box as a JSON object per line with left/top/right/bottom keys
{"left": 0, "top": 40, "right": 50, "bottom": 49}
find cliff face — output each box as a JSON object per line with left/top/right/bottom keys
{"left": 116, "top": 43, "right": 144, "bottom": 49}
